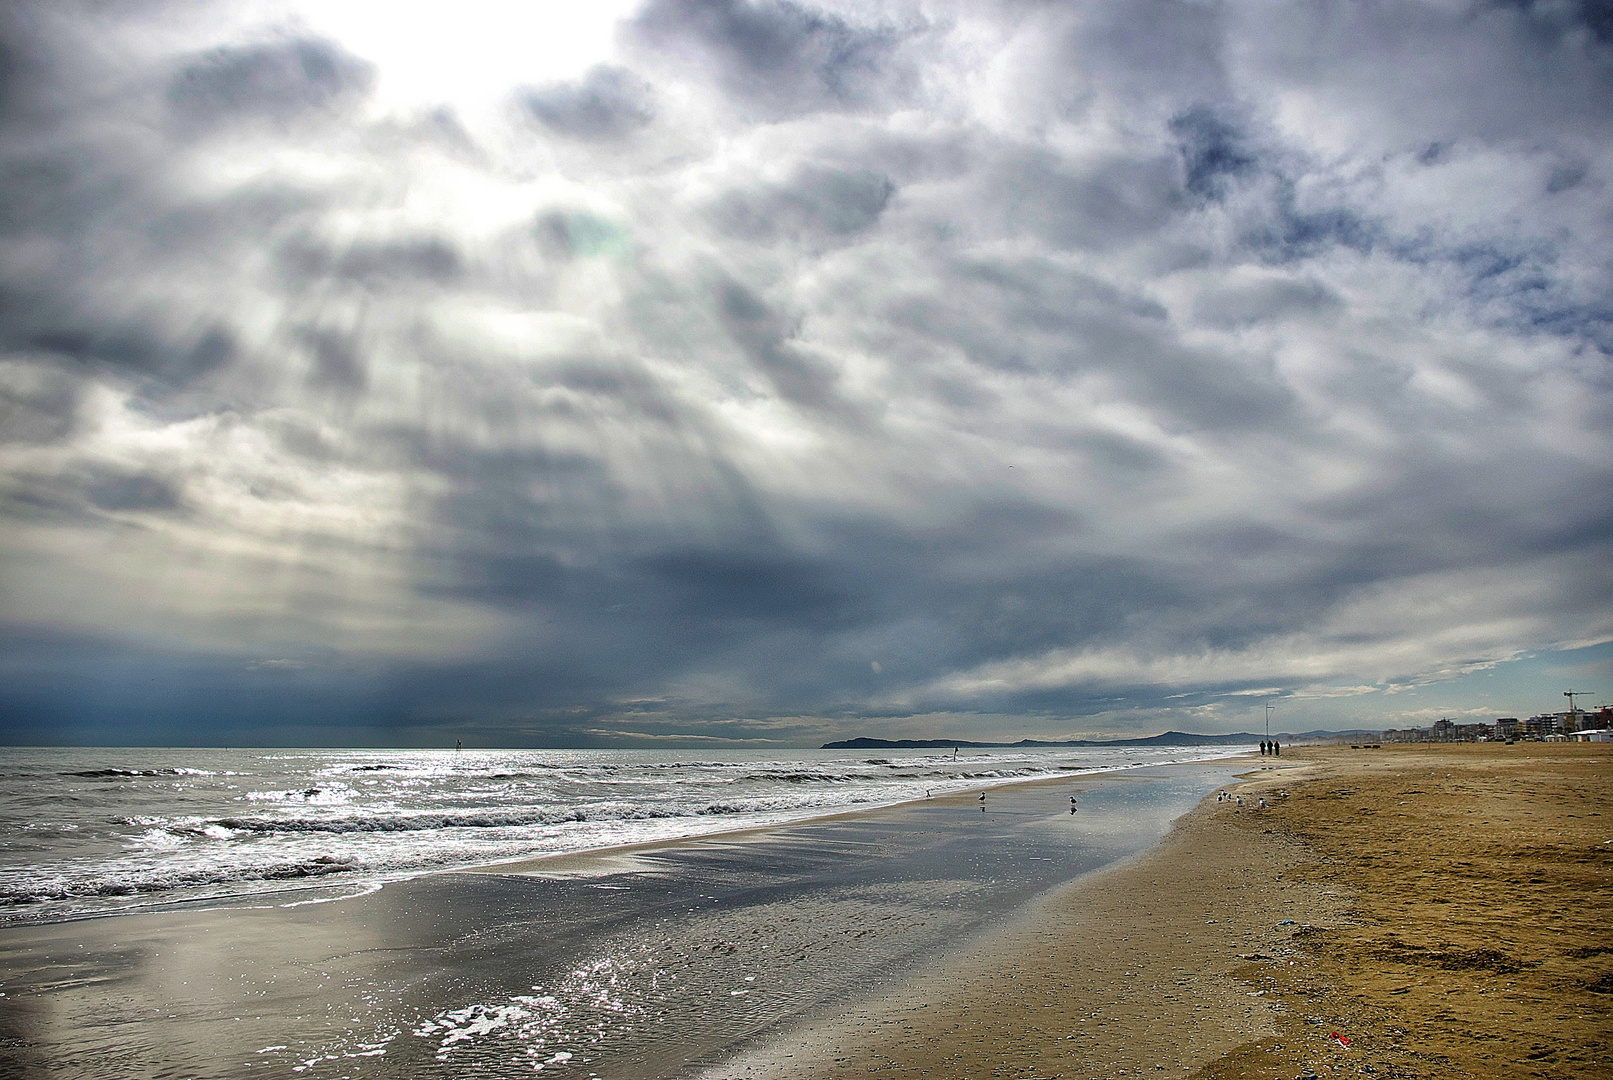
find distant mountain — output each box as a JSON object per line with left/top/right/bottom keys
{"left": 822, "top": 730, "right": 1265, "bottom": 750}
{"left": 1280, "top": 729, "right": 1382, "bottom": 740}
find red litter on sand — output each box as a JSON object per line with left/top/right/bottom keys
{"left": 1329, "top": 1032, "right": 1351, "bottom": 1048}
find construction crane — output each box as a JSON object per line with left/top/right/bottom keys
{"left": 1564, "top": 690, "right": 1589, "bottom": 714}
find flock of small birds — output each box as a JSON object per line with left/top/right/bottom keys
{"left": 1216, "top": 789, "right": 1291, "bottom": 809}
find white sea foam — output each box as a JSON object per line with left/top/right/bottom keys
{"left": 0, "top": 744, "right": 1251, "bottom": 925}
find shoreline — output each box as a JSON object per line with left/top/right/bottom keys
{"left": 0, "top": 757, "right": 1248, "bottom": 1078}
{"left": 702, "top": 757, "right": 1325, "bottom": 1079}
{"left": 460, "top": 747, "right": 1254, "bottom": 879}
{"left": 0, "top": 744, "right": 1253, "bottom": 932}
{"left": 706, "top": 743, "right": 1611, "bottom": 1080}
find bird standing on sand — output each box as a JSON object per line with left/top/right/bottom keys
{"left": 979, "top": 792, "right": 986, "bottom": 811}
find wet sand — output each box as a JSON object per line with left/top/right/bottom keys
{"left": 710, "top": 743, "right": 1612, "bottom": 1080}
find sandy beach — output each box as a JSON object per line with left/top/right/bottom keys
{"left": 712, "top": 743, "right": 1612, "bottom": 1080}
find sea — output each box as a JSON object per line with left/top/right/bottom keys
{"left": 0, "top": 743, "right": 1250, "bottom": 928}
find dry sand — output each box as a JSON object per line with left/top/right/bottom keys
{"left": 706, "top": 744, "right": 1612, "bottom": 1080}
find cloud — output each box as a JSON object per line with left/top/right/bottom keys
{"left": 278, "top": 235, "right": 464, "bottom": 286}
{"left": 167, "top": 37, "right": 375, "bottom": 131}
{"left": 0, "top": 0, "right": 1608, "bottom": 744}
{"left": 627, "top": 0, "right": 920, "bottom": 118}
{"left": 1191, "top": 273, "right": 1343, "bottom": 327}
{"left": 520, "top": 65, "right": 655, "bottom": 139}
{"left": 709, "top": 163, "right": 895, "bottom": 242}
{"left": 1170, "top": 104, "right": 1259, "bottom": 201}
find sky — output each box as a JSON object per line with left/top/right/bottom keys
{"left": 0, "top": 0, "right": 1609, "bottom": 747}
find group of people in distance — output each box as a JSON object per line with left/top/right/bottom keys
{"left": 1259, "top": 739, "right": 1281, "bottom": 755}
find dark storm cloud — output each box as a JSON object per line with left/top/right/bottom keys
{"left": 167, "top": 37, "right": 374, "bottom": 130}
{"left": 298, "top": 327, "right": 367, "bottom": 394}
{"left": 1246, "top": 199, "right": 1375, "bottom": 264}
{"left": 1545, "top": 158, "right": 1588, "bottom": 193}
{"left": 883, "top": 256, "right": 1296, "bottom": 431}
{"left": 718, "top": 281, "right": 849, "bottom": 415}
{"left": 0, "top": 39, "right": 22, "bottom": 127}
{"left": 0, "top": 456, "right": 186, "bottom": 524}
{"left": 520, "top": 65, "right": 655, "bottom": 139}
{"left": 628, "top": 0, "right": 917, "bottom": 117}
{"left": 987, "top": 148, "right": 1183, "bottom": 252}
{"left": 1192, "top": 276, "right": 1343, "bottom": 327}
{"left": 0, "top": 361, "right": 79, "bottom": 445}
{"left": 1079, "top": 0, "right": 1230, "bottom": 104}
{"left": 277, "top": 235, "right": 463, "bottom": 286}
{"left": 1170, "top": 104, "right": 1258, "bottom": 201}
{"left": 143, "top": 183, "right": 329, "bottom": 254}
{"left": 0, "top": 0, "right": 1609, "bottom": 745}
{"left": 27, "top": 322, "right": 237, "bottom": 394}
{"left": 81, "top": 465, "right": 185, "bottom": 513}
{"left": 709, "top": 164, "right": 895, "bottom": 241}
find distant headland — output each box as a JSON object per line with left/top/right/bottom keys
{"left": 821, "top": 730, "right": 1265, "bottom": 749}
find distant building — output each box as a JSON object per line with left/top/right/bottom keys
{"left": 1557, "top": 709, "right": 1609, "bottom": 734}
{"left": 1381, "top": 721, "right": 1491, "bottom": 743}
{"left": 1383, "top": 708, "right": 1601, "bottom": 744}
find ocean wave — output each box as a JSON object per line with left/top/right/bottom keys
{"left": 63, "top": 768, "right": 180, "bottom": 778}
{"left": 4, "top": 744, "right": 1246, "bottom": 925}
{"left": 0, "top": 855, "right": 360, "bottom": 906}
{"left": 739, "top": 771, "right": 857, "bottom": 784}
{"left": 201, "top": 803, "right": 689, "bottom": 836}
{"left": 186, "top": 789, "right": 865, "bottom": 836}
